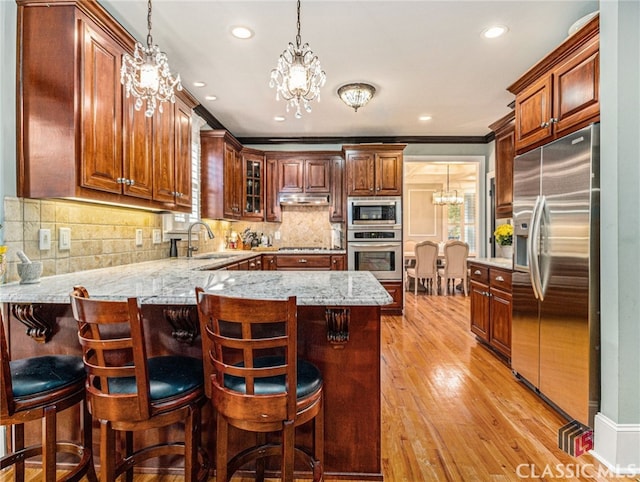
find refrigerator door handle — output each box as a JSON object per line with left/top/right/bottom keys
{"left": 527, "top": 195, "right": 541, "bottom": 300}
{"left": 530, "top": 195, "right": 546, "bottom": 302}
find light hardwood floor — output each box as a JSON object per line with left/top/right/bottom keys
{"left": 2, "top": 291, "right": 635, "bottom": 481}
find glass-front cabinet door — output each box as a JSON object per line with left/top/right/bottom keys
{"left": 242, "top": 150, "right": 264, "bottom": 220}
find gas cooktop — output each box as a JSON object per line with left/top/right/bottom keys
{"left": 278, "top": 247, "right": 329, "bottom": 251}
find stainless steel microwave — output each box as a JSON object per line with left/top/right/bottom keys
{"left": 347, "top": 196, "right": 401, "bottom": 227}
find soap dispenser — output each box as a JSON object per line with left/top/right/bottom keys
{"left": 169, "top": 239, "right": 179, "bottom": 257}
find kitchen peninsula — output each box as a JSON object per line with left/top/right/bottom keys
{"left": 0, "top": 255, "right": 391, "bottom": 480}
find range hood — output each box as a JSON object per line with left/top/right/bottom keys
{"left": 278, "top": 193, "right": 330, "bottom": 206}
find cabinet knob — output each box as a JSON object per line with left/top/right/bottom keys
{"left": 550, "top": 117, "right": 558, "bottom": 124}
{"left": 298, "top": 259, "right": 308, "bottom": 263}
{"left": 540, "top": 121, "right": 550, "bottom": 128}
{"left": 495, "top": 275, "right": 505, "bottom": 282}
{"left": 116, "top": 177, "right": 124, "bottom": 184}
{"left": 127, "top": 179, "right": 135, "bottom": 186}
{"left": 474, "top": 269, "right": 482, "bottom": 275}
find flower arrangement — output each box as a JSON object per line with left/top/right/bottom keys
{"left": 494, "top": 224, "right": 513, "bottom": 246}
{"left": 0, "top": 223, "right": 6, "bottom": 280}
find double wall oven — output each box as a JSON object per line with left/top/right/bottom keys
{"left": 347, "top": 197, "right": 402, "bottom": 281}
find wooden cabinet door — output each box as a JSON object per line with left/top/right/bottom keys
{"left": 278, "top": 159, "right": 304, "bottom": 193}
{"left": 381, "top": 281, "right": 403, "bottom": 315}
{"left": 514, "top": 75, "right": 553, "bottom": 151}
{"left": 122, "top": 95, "right": 153, "bottom": 199}
{"left": 152, "top": 103, "right": 176, "bottom": 203}
{"left": 375, "top": 152, "right": 403, "bottom": 195}
{"left": 174, "top": 98, "right": 192, "bottom": 208}
{"left": 552, "top": 40, "right": 599, "bottom": 138}
{"left": 223, "top": 143, "right": 241, "bottom": 219}
{"left": 494, "top": 122, "right": 514, "bottom": 217}
{"left": 346, "top": 152, "right": 375, "bottom": 196}
{"left": 330, "top": 157, "right": 345, "bottom": 222}
{"left": 80, "top": 20, "right": 122, "bottom": 194}
{"left": 265, "top": 158, "right": 281, "bottom": 222}
{"left": 242, "top": 151, "right": 264, "bottom": 220}
{"left": 305, "top": 159, "right": 330, "bottom": 192}
{"left": 262, "top": 255, "right": 277, "bottom": 271}
{"left": 331, "top": 255, "right": 345, "bottom": 270}
{"left": 490, "top": 288, "right": 512, "bottom": 358}
{"left": 470, "top": 280, "right": 490, "bottom": 342}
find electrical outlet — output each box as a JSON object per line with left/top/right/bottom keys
{"left": 59, "top": 227, "right": 71, "bottom": 250}
{"left": 274, "top": 231, "right": 281, "bottom": 240}
{"left": 135, "top": 229, "right": 143, "bottom": 247}
{"left": 153, "top": 229, "right": 162, "bottom": 244}
{"left": 39, "top": 228, "right": 51, "bottom": 250}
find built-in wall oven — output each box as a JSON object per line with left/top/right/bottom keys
{"left": 347, "top": 226, "right": 403, "bottom": 281}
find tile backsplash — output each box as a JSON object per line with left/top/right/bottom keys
{"left": 1, "top": 197, "right": 343, "bottom": 283}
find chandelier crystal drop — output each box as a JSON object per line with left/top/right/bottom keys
{"left": 337, "top": 83, "right": 376, "bottom": 112}
{"left": 433, "top": 165, "right": 464, "bottom": 206}
{"left": 120, "top": 0, "right": 182, "bottom": 117}
{"left": 270, "top": 0, "right": 326, "bottom": 119}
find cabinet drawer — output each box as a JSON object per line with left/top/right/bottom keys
{"left": 489, "top": 268, "right": 512, "bottom": 290}
{"left": 469, "top": 264, "right": 489, "bottom": 284}
{"left": 276, "top": 255, "right": 332, "bottom": 269}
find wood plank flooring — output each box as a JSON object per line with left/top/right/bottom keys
{"left": 2, "top": 291, "right": 635, "bottom": 481}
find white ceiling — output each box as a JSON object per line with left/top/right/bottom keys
{"left": 99, "top": 0, "right": 599, "bottom": 141}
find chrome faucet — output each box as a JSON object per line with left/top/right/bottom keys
{"left": 187, "top": 221, "right": 215, "bottom": 257}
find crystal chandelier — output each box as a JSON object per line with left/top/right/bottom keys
{"left": 337, "top": 83, "right": 376, "bottom": 112}
{"left": 270, "top": 0, "right": 326, "bottom": 118}
{"left": 120, "top": 0, "right": 182, "bottom": 117}
{"left": 433, "top": 165, "right": 464, "bottom": 205}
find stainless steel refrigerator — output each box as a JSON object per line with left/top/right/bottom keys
{"left": 512, "top": 123, "right": 600, "bottom": 427}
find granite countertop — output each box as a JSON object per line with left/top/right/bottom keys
{"left": 0, "top": 255, "right": 390, "bottom": 307}
{"left": 468, "top": 257, "right": 513, "bottom": 270}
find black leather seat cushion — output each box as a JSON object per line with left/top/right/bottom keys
{"left": 106, "top": 355, "right": 203, "bottom": 401}
{"left": 224, "top": 356, "right": 322, "bottom": 399}
{"left": 10, "top": 355, "right": 85, "bottom": 399}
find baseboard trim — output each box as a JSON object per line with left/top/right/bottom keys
{"left": 592, "top": 413, "right": 640, "bottom": 475}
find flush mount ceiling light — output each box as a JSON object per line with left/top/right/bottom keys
{"left": 482, "top": 25, "right": 509, "bottom": 39}
{"left": 433, "top": 165, "right": 464, "bottom": 206}
{"left": 337, "top": 83, "right": 376, "bottom": 112}
{"left": 270, "top": 0, "right": 326, "bottom": 119}
{"left": 120, "top": 0, "right": 182, "bottom": 117}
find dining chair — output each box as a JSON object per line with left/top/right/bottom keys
{"left": 69, "top": 286, "right": 208, "bottom": 482}
{"left": 405, "top": 241, "right": 439, "bottom": 295}
{"left": 195, "top": 288, "right": 324, "bottom": 482}
{"left": 438, "top": 241, "right": 469, "bottom": 296}
{"left": 1, "top": 309, "right": 97, "bottom": 482}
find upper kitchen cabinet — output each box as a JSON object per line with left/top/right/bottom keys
{"left": 241, "top": 148, "right": 265, "bottom": 221}
{"left": 273, "top": 154, "right": 333, "bottom": 194}
{"left": 489, "top": 111, "right": 515, "bottom": 218}
{"left": 508, "top": 14, "right": 599, "bottom": 154}
{"left": 343, "top": 145, "right": 406, "bottom": 196}
{"left": 200, "top": 130, "right": 244, "bottom": 220}
{"left": 16, "top": 0, "right": 197, "bottom": 212}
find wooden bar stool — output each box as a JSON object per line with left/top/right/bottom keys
{"left": 0, "top": 310, "right": 97, "bottom": 482}
{"left": 69, "top": 286, "right": 209, "bottom": 482}
{"left": 195, "top": 289, "right": 324, "bottom": 482}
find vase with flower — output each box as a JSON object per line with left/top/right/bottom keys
{"left": 494, "top": 223, "right": 513, "bottom": 259}
{"left": 0, "top": 223, "right": 7, "bottom": 282}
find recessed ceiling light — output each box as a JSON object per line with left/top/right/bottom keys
{"left": 205, "top": 95, "right": 217, "bottom": 101}
{"left": 274, "top": 116, "right": 286, "bottom": 122}
{"left": 482, "top": 25, "right": 509, "bottom": 39}
{"left": 193, "top": 81, "right": 206, "bottom": 88}
{"left": 419, "top": 115, "right": 432, "bottom": 121}
{"left": 231, "top": 26, "right": 254, "bottom": 39}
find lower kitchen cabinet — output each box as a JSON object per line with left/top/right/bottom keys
{"left": 469, "top": 262, "right": 512, "bottom": 359}
{"left": 261, "top": 254, "right": 346, "bottom": 271}
{"left": 381, "top": 281, "right": 403, "bottom": 315}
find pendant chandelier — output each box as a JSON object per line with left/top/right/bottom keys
{"left": 120, "top": 0, "right": 182, "bottom": 117}
{"left": 270, "top": 0, "right": 326, "bottom": 119}
{"left": 338, "top": 83, "right": 376, "bottom": 112}
{"left": 433, "top": 165, "right": 464, "bottom": 206}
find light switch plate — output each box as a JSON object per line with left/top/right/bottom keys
{"left": 39, "top": 228, "right": 51, "bottom": 250}
{"left": 135, "top": 229, "right": 143, "bottom": 247}
{"left": 153, "top": 229, "right": 162, "bottom": 244}
{"left": 59, "top": 227, "right": 71, "bottom": 250}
